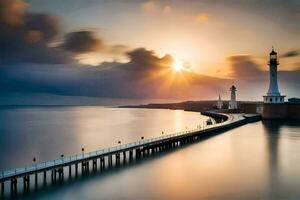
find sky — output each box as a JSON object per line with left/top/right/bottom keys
{"left": 0, "top": 0, "right": 299, "bottom": 104}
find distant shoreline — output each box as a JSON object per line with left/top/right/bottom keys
{"left": 119, "top": 100, "right": 263, "bottom": 113}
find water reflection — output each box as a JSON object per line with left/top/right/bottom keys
{"left": 262, "top": 120, "right": 281, "bottom": 199}
{"left": 262, "top": 120, "right": 300, "bottom": 199}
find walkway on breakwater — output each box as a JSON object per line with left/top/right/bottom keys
{"left": 0, "top": 112, "right": 259, "bottom": 198}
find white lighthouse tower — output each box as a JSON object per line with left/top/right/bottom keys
{"left": 228, "top": 85, "right": 238, "bottom": 109}
{"left": 263, "top": 48, "right": 285, "bottom": 103}
{"left": 217, "top": 94, "right": 223, "bottom": 109}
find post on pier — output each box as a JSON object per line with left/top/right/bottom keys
{"left": 51, "top": 170, "right": 54, "bottom": 182}
{"left": 116, "top": 153, "right": 120, "bottom": 166}
{"left": 108, "top": 155, "right": 112, "bottom": 167}
{"left": 23, "top": 175, "right": 29, "bottom": 192}
{"left": 129, "top": 150, "right": 133, "bottom": 161}
{"left": 151, "top": 146, "right": 155, "bottom": 154}
{"left": 10, "top": 178, "right": 17, "bottom": 195}
{"left": 69, "top": 165, "right": 72, "bottom": 178}
{"left": 159, "top": 145, "right": 163, "bottom": 151}
{"left": 60, "top": 154, "right": 64, "bottom": 181}
{"left": 54, "top": 169, "right": 57, "bottom": 181}
{"left": 86, "top": 160, "right": 90, "bottom": 172}
{"left": 100, "top": 157, "right": 105, "bottom": 171}
{"left": 123, "top": 151, "right": 126, "bottom": 163}
{"left": 35, "top": 173, "right": 38, "bottom": 188}
{"left": 43, "top": 171, "right": 46, "bottom": 184}
{"left": 92, "top": 159, "right": 97, "bottom": 172}
{"left": 75, "top": 163, "right": 78, "bottom": 177}
{"left": 82, "top": 160, "right": 89, "bottom": 173}
{"left": 136, "top": 148, "right": 141, "bottom": 160}
{"left": 142, "top": 148, "right": 146, "bottom": 157}
{"left": 58, "top": 168, "right": 64, "bottom": 182}
{"left": 1, "top": 181, "right": 4, "bottom": 197}
{"left": 83, "top": 160, "right": 89, "bottom": 173}
{"left": 81, "top": 162, "right": 85, "bottom": 173}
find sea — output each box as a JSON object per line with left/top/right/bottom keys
{"left": 0, "top": 106, "right": 300, "bottom": 200}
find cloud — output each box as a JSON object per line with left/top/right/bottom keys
{"left": 123, "top": 48, "right": 173, "bottom": 71}
{"left": 281, "top": 50, "right": 300, "bottom": 58}
{"left": 226, "top": 55, "right": 263, "bottom": 79}
{"left": 0, "top": 0, "right": 73, "bottom": 64}
{"left": 60, "top": 30, "right": 130, "bottom": 65}
{"left": 0, "top": 0, "right": 129, "bottom": 65}
{"left": 25, "top": 13, "right": 59, "bottom": 42}
{"left": 0, "top": 1, "right": 128, "bottom": 65}
{"left": 61, "top": 30, "right": 104, "bottom": 53}
{"left": 0, "top": 0, "right": 28, "bottom": 27}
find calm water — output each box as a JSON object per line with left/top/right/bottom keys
{"left": 0, "top": 107, "right": 208, "bottom": 169}
{"left": 1, "top": 107, "right": 300, "bottom": 200}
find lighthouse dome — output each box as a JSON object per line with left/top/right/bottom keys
{"left": 270, "top": 48, "right": 277, "bottom": 55}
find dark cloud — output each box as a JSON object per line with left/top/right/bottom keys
{"left": 226, "top": 55, "right": 262, "bottom": 79}
{"left": 62, "top": 30, "right": 104, "bottom": 53}
{"left": 123, "top": 48, "right": 173, "bottom": 71}
{"left": 0, "top": 0, "right": 128, "bottom": 64}
{"left": 25, "top": 13, "right": 59, "bottom": 42}
{"left": 0, "top": 0, "right": 73, "bottom": 64}
{"left": 0, "top": 0, "right": 28, "bottom": 27}
{"left": 281, "top": 50, "right": 300, "bottom": 58}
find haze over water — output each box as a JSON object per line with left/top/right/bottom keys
{"left": 0, "top": 107, "right": 300, "bottom": 200}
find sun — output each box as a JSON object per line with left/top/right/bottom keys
{"left": 172, "top": 59, "right": 184, "bottom": 72}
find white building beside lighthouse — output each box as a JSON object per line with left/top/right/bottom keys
{"left": 228, "top": 85, "right": 238, "bottom": 109}
{"left": 263, "top": 48, "right": 285, "bottom": 103}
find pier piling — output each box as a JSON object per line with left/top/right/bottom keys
{"left": 35, "top": 173, "right": 38, "bottom": 188}
{"left": 92, "top": 159, "right": 97, "bottom": 172}
{"left": 1, "top": 181, "right": 4, "bottom": 197}
{"left": 43, "top": 171, "right": 46, "bottom": 183}
{"left": 75, "top": 163, "right": 78, "bottom": 176}
{"left": 100, "top": 157, "right": 104, "bottom": 170}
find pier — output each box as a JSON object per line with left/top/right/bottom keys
{"left": 0, "top": 112, "right": 259, "bottom": 198}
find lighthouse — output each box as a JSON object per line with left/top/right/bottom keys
{"left": 228, "top": 85, "right": 238, "bottom": 109}
{"left": 263, "top": 48, "right": 285, "bottom": 103}
{"left": 217, "top": 94, "right": 223, "bottom": 109}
